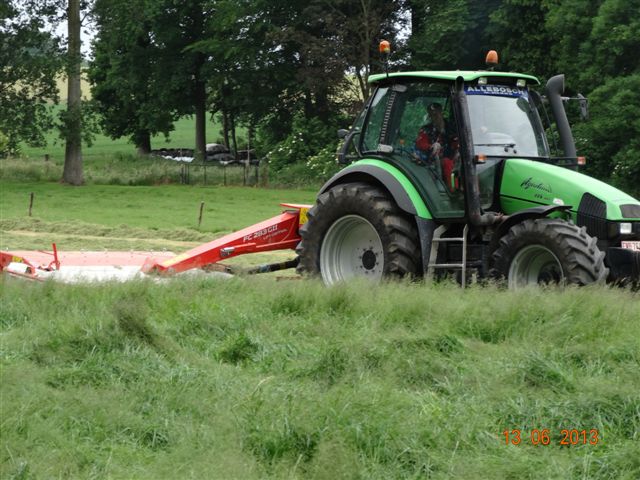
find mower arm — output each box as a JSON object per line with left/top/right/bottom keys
{"left": 141, "top": 204, "right": 310, "bottom": 275}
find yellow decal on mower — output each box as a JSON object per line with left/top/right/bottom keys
{"left": 298, "top": 207, "right": 309, "bottom": 226}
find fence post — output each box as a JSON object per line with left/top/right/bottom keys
{"left": 28, "top": 192, "right": 34, "bottom": 217}
{"left": 224, "top": 165, "right": 227, "bottom": 186}
{"left": 263, "top": 160, "right": 269, "bottom": 188}
{"left": 198, "top": 201, "right": 205, "bottom": 228}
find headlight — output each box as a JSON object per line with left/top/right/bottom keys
{"left": 620, "top": 222, "right": 633, "bottom": 234}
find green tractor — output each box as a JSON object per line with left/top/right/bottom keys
{"left": 296, "top": 55, "right": 640, "bottom": 288}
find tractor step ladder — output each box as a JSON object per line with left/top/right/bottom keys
{"left": 427, "top": 224, "right": 469, "bottom": 288}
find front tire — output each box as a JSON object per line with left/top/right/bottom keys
{"left": 297, "top": 182, "right": 420, "bottom": 285}
{"left": 490, "top": 218, "right": 607, "bottom": 288}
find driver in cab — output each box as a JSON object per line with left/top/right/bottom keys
{"left": 413, "top": 102, "right": 460, "bottom": 191}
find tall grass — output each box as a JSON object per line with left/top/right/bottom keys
{"left": 1, "top": 279, "right": 639, "bottom": 478}
{"left": 0, "top": 154, "right": 255, "bottom": 187}
{"left": 1, "top": 153, "right": 324, "bottom": 189}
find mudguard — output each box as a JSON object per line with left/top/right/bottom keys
{"left": 489, "top": 204, "right": 573, "bottom": 253}
{"left": 319, "top": 159, "right": 432, "bottom": 219}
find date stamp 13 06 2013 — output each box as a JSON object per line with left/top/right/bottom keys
{"left": 502, "top": 429, "right": 600, "bottom": 446}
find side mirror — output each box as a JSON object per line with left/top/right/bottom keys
{"left": 337, "top": 128, "right": 350, "bottom": 139}
{"left": 577, "top": 93, "right": 589, "bottom": 120}
{"left": 336, "top": 130, "right": 360, "bottom": 164}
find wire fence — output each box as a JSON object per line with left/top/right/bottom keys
{"left": 178, "top": 162, "right": 262, "bottom": 186}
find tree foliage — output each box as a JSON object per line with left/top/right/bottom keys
{"left": 573, "top": 74, "right": 640, "bottom": 193}
{"left": 6, "top": 0, "right": 637, "bottom": 192}
{"left": 0, "top": 1, "right": 62, "bottom": 156}
{"left": 408, "top": 0, "right": 500, "bottom": 70}
{"left": 89, "top": 0, "right": 178, "bottom": 154}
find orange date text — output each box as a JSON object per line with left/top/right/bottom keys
{"left": 502, "top": 429, "right": 599, "bottom": 446}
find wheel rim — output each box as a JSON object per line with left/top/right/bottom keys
{"left": 320, "top": 215, "right": 384, "bottom": 285}
{"left": 508, "top": 245, "right": 564, "bottom": 288}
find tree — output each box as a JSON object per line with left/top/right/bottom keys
{"left": 408, "top": 0, "right": 500, "bottom": 70}
{"left": 581, "top": 0, "right": 640, "bottom": 83}
{"left": 0, "top": 1, "right": 62, "bottom": 156}
{"left": 485, "top": 0, "right": 554, "bottom": 77}
{"left": 573, "top": 74, "right": 640, "bottom": 195}
{"left": 544, "top": 0, "right": 602, "bottom": 92}
{"left": 61, "top": 0, "right": 83, "bottom": 184}
{"left": 328, "top": 0, "right": 408, "bottom": 100}
{"left": 90, "top": 0, "right": 177, "bottom": 154}
{"left": 545, "top": 0, "right": 640, "bottom": 194}
{"left": 408, "top": 0, "right": 470, "bottom": 69}
{"left": 150, "top": 0, "right": 217, "bottom": 161}
{"left": 8, "top": 0, "right": 95, "bottom": 184}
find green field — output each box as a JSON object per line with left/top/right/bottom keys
{"left": 0, "top": 181, "right": 315, "bottom": 263}
{"left": 1, "top": 180, "right": 640, "bottom": 478}
{"left": 20, "top": 103, "right": 244, "bottom": 162}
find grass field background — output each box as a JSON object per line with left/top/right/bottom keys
{"left": 1, "top": 177, "right": 639, "bottom": 478}
{"left": 20, "top": 103, "right": 243, "bottom": 162}
{"left": 0, "top": 181, "right": 315, "bottom": 267}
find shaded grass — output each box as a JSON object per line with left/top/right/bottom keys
{"left": 1, "top": 279, "right": 639, "bottom": 478}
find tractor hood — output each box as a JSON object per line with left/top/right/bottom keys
{"left": 500, "top": 159, "right": 640, "bottom": 221}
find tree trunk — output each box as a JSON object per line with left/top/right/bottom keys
{"left": 315, "top": 88, "right": 330, "bottom": 123}
{"left": 360, "top": 0, "right": 372, "bottom": 100}
{"left": 303, "top": 90, "right": 314, "bottom": 119}
{"left": 222, "top": 109, "right": 230, "bottom": 148}
{"left": 230, "top": 113, "right": 237, "bottom": 157}
{"left": 62, "top": 0, "right": 83, "bottom": 185}
{"left": 355, "top": 70, "right": 367, "bottom": 102}
{"left": 135, "top": 130, "right": 151, "bottom": 155}
{"left": 408, "top": 0, "right": 424, "bottom": 67}
{"left": 194, "top": 55, "right": 206, "bottom": 162}
{"left": 248, "top": 122, "right": 254, "bottom": 151}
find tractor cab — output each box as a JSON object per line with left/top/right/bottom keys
{"left": 340, "top": 71, "right": 547, "bottom": 221}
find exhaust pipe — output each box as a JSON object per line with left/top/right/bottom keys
{"left": 546, "top": 75, "right": 577, "bottom": 158}
{"left": 453, "top": 77, "right": 498, "bottom": 227}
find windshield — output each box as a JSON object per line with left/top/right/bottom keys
{"left": 466, "top": 85, "right": 549, "bottom": 158}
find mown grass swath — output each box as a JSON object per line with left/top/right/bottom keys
{"left": 1, "top": 279, "right": 639, "bottom": 478}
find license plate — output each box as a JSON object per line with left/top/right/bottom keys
{"left": 621, "top": 241, "right": 640, "bottom": 252}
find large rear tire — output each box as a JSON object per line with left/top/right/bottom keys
{"left": 296, "top": 182, "right": 420, "bottom": 285}
{"left": 490, "top": 218, "right": 607, "bottom": 288}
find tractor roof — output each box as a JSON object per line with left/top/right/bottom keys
{"left": 368, "top": 71, "right": 540, "bottom": 85}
